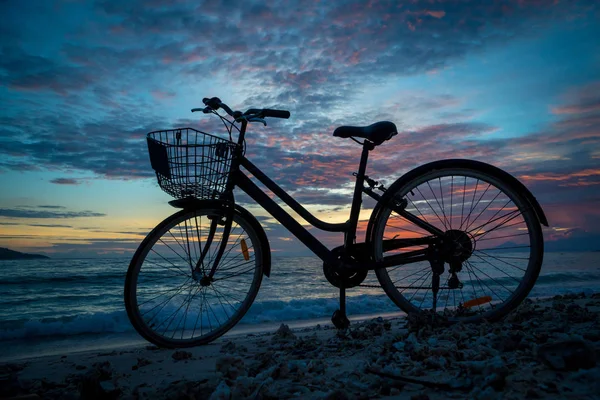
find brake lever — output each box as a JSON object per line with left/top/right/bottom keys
{"left": 247, "top": 117, "right": 267, "bottom": 126}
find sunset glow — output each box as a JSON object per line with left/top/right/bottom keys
{"left": 1, "top": 0, "right": 599, "bottom": 257}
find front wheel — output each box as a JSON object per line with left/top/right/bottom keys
{"left": 372, "top": 161, "right": 544, "bottom": 323}
{"left": 125, "top": 205, "right": 265, "bottom": 348}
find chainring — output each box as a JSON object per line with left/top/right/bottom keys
{"left": 323, "top": 247, "right": 368, "bottom": 289}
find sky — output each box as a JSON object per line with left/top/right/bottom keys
{"left": 0, "top": 0, "right": 599, "bottom": 258}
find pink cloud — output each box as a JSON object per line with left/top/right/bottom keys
{"left": 551, "top": 103, "right": 600, "bottom": 115}
{"left": 151, "top": 90, "right": 175, "bottom": 100}
{"left": 426, "top": 11, "right": 446, "bottom": 19}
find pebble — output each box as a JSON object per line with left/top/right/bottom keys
{"left": 216, "top": 356, "right": 247, "bottom": 380}
{"left": 9, "top": 296, "right": 600, "bottom": 400}
{"left": 171, "top": 350, "right": 193, "bottom": 361}
{"left": 272, "top": 323, "right": 296, "bottom": 342}
{"left": 536, "top": 339, "right": 597, "bottom": 371}
{"left": 209, "top": 381, "right": 231, "bottom": 400}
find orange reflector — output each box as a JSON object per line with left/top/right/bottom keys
{"left": 241, "top": 238, "right": 250, "bottom": 261}
{"left": 463, "top": 296, "right": 492, "bottom": 309}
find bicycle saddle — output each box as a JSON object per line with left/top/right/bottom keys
{"left": 333, "top": 121, "right": 397, "bottom": 145}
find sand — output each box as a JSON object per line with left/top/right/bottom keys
{"left": 1, "top": 293, "right": 600, "bottom": 400}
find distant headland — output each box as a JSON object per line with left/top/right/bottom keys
{"left": 0, "top": 247, "right": 50, "bottom": 260}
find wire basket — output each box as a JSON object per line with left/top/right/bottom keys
{"left": 146, "top": 128, "right": 238, "bottom": 200}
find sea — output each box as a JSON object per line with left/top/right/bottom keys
{"left": 1, "top": 253, "right": 599, "bottom": 361}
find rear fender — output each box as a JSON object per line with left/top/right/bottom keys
{"left": 365, "top": 159, "right": 548, "bottom": 245}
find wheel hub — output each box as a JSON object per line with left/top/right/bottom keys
{"left": 200, "top": 276, "right": 213, "bottom": 286}
{"left": 192, "top": 270, "right": 212, "bottom": 286}
{"left": 441, "top": 229, "right": 474, "bottom": 264}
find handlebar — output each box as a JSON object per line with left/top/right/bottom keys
{"left": 192, "top": 97, "right": 290, "bottom": 122}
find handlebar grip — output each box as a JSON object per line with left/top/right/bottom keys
{"left": 203, "top": 97, "right": 222, "bottom": 109}
{"left": 262, "top": 109, "right": 290, "bottom": 119}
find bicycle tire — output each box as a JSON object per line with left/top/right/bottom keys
{"left": 372, "top": 160, "right": 544, "bottom": 323}
{"left": 125, "top": 205, "right": 265, "bottom": 347}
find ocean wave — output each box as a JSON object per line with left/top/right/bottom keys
{"left": 1, "top": 283, "right": 597, "bottom": 341}
{"left": 0, "top": 273, "right": 126, "bottom": 285}
{"left": 0, "top": 294, "right": 399, "bottom": 340}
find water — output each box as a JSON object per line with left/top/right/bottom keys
{"left": 0, "top": 253, "right": 599, "bottom": 359}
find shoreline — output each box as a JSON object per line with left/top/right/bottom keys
{"left": 0, "top": 294, "right": 581, "bottom": 363}
{"left": 2, "top": 293, "right": 599, "bottom": 399}
{"left": 0, "top": 310, "right": 407, "bottom": 364}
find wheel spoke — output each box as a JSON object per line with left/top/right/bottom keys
{"left": 374, "top": 167, "right": 541, "bottom": 323}
{"left": 127, "top": 209, "right": 261, "bottom": 346}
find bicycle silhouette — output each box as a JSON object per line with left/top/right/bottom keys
{"left": 125, "top": 97, "right": 548, "bottom": 348}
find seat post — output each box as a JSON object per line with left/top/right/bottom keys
{"left": 345, "top": 140, "right": 374, "bottom": 249}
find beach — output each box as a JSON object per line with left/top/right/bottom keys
{"left": 2, "top": 293, "right": 599, "bottom": 400}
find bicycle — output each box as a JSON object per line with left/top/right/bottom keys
{"left": 124, "top": 97, "right": 548, "bottom": 348}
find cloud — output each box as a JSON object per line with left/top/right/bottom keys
{"left": 50, "top": 178, "right": 80, "bottom": 185}
{"left": 0, "top": 207, "right": 106, "bottom": 219}
{"left": 0, "top": 0, "right": 594, "bottom": 181}
{"left": 1, "top": 0, "right": 599, "bottom": 254}
{"left": 519, "top": 169, "right": 600, "bottom": 183}
{"left": 551, "top": 82, "right": 600, "bottom": 115}
{"left": 27, "top": 224, "right": 73, "bottom": 228}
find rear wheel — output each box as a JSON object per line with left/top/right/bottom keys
{"left": 125, "top": 206, "right": 264, "bottom": 347}
{"left": 372, "top": 162, "right": 543, "bottom": 322}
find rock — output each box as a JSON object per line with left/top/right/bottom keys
{"left": 308, "top": 359, "right": 326, "bottom": 374}
{"left": 322, "top": 389, "right": 350, "bottom": 399}
{"left": 271, "top": 362, "right": 290, "bottom": 380}
{"left": 411, "top": 394, "right": 430, "bottom": 400}
{"left": 221, "top": 341, "right": 237, "bottom": 353}
{"left": 272, "top": 323, "right": 296, "bottom": 341}
{"left": 424, "top": 355, "right": 448, "bottom": 369}
{"left": 526, "top": 388, "right": 542, "bottom": 398}
{"left": 79, "top": 373, "right": 112, "bottom": 399}
{"left": 537, "top": 381, "right": 559, "bottom": 393}
{"left": 472, "top": 385, "right": 502, "bottom": 400}
{"left": 209, "top": 381, "right": 231, "bottom": 400}
{"left": 250, "top": 376, "right": 273, "bottom": 398}
{"left": 216, "top": 356, "right": 247, "bottom": 380}
{"left": 393, "top": 341, "right": 405, "bottom": 351}
{"left": 171, "top": 350, "right": 193, "bottom": 361}
{"left": 537, "top": 339, "right": 597, "bottom": 371}
{"left": 482, "top": 372, "right": 506, "bottom": 391}
{"left": 230, "top": 376, "right": 256, "bottom": 398}
{"left": 91, "top": 361, "right": 112, "bottom": 381}
{"left": 134, "top": 358, "right": 152, "bottom": 369}
{"left": 99, "top": 380, "right": 120, "bottom": 395}
{"left": 133, "top": 383, "right": 155, "bottom": 399}
{"left": 0, "top": 371, "right": 20, "bottom": 397}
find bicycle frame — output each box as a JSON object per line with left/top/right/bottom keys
{"left": 220, "top": 120, "right": 443, "bottom": 271}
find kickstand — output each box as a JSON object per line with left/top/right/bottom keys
{"left": 431, "top": 272, "right": 440, "bottom": 324}
{"left": 332, "top": 286, "right": 350, "bottom": 330}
